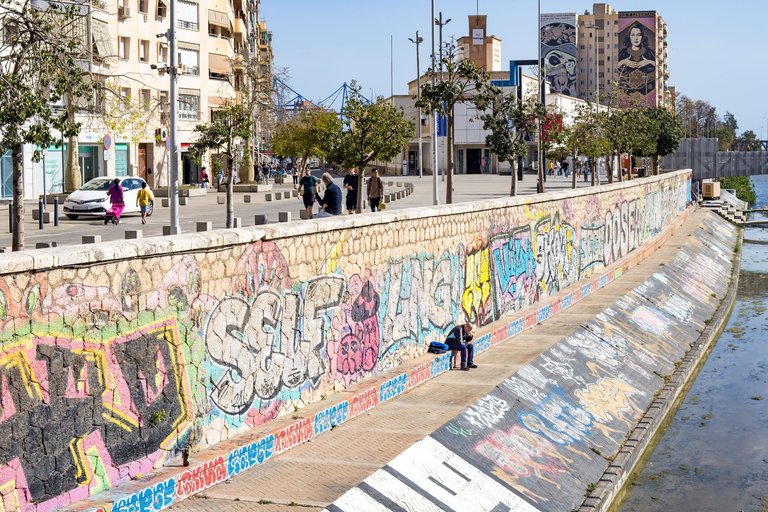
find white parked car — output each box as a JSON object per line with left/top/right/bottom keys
{"left": 63, "top": 176, "right": 154, "bottom": 220}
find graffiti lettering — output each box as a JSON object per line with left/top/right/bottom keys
{"left": 227, "top": 435, "right": 275, "bottom": 478}
{"left": 462, "top": 247, "right": 492, "bottom": 325}
{"left": 313, "top": 401, "right": 350, "bottom": 436}
{"left": 603, "top": 199, "right": 641, "bottom": 265}
{"left": 113, "top": 477, "right": 176, "bottom": 512}
{"left": 578, "top": 224, "right": 605, "bottom": 275}
{"left": 274, "top": 417, "right": 314, "bottom": 455}
{"left": 463, "top": 395, "right": 511, "bottom": 430}
{"left": 490, "top": 229, "right": 537, "bottom": 315}
{"left": 534, "top": 215, "right": 577, "bottom": 296}
{"left": 176, "top": 457, "right": 227, "bottom": 501}
{"left": 379, "top": 373, "right": 407, "bottom": 403}
{"left": 349, "top": 387, "right": 379, "bottom": 419}
{"left": 205, "top": 276, "right": 346, "bottom": 414}
{"left": 407, "top": 361, "right": 432, "bottom": 390}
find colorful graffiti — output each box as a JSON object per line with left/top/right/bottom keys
{"left": 0, "top": 172, "right": 693, "bottom": 510}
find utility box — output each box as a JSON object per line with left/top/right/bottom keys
{"left": 702, "top": 181, "right": 720, "bottom": 199}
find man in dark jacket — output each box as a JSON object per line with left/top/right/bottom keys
{"left": 445, "top": 322, "right": 477, "bottom": 370}
{"left": 315, "top": 172, "right": 342, "bottom": 216}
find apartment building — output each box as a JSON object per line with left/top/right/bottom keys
{"left": 0, "top": 0, "right": 271, "bottom": 200}
{"left": 541, "top": 3, "right": 670, "bottom": 108}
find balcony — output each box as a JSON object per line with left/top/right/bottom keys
{"left": 234, "top": 14, "right": 247, "bottom": 35}
{"left": 207, "top": 34, "right": 232, "bottom": 55}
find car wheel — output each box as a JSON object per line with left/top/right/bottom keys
{"left": 66, "top": 214, "right": 79, "bottom": 220}
{"left": 146, "top": 201, "right": 154, "bottom": 217}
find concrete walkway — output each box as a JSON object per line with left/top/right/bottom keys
{"left": 165, "top": 208, "right": 712, "bottom": 512}
{"left": 0, "top": 173, "right": 599, "bottom": 250}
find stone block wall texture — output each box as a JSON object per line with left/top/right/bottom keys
{"left": 326, "top": 214, "right": 738, "bottom": 512}
{"left": 0, "top": 171, "right": 691, "bottom": 511}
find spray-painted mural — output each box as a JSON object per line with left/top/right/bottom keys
{"left": 0, "top": 172, "right": 691, "bottom": 510}
{"left": 540, "top": 13, "right": 577, "bottom": 96}
{"left": 618, "top": 11, "right": 658, "bottom": 106}
{"left": 327, "top": 216, "right": 738, "bottom": 512}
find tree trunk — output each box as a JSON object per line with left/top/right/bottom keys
{"left": 12, "top": 143, "right": 24, "bottom": 252}
{"left": 571, "top": 150, "right": 577, "bottom": 189}
{"left": 509, "top": 159, "right": 516, "bottom": 196}
{"left": 591, "top": 156, "right": 597, "bottom": 187}
{"left": 226, "top": 138, "right": 234, "bottom": 228}
{"left": 240, "top": 138, "right": 252, "bottom": 183}
{"left": 652, "top": 155, "right": 659, "bottom": 176}
{"left": 356, "top": 165, "right": 366, "bottom": 213}
{"left": 617, "top": 153, "right": 623, "bottom": 182}
{"left": 446, "top": 110, "right": 454, "bottom": 203}
{"left": 606, "top": 153, "right": 614, "bottom": 184}
{"left": 64, "top": 98, "right": 82, "bottom": 192}
{"left": 626, "top": 153, "right": 633, "bottom": 181}
{"left": 65, "top": 134, "right": 82, "bottom": 192}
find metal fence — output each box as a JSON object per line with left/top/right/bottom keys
{"left": 663, "top": 138, "right": 768, "bottom": 180}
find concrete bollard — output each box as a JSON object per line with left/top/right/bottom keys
{"left": 244, "top": 194, "right": 252, "bottom": 203}
{"left": 292, "top": 190, "right": 299, "bottom": 198}
{"left": 35, "top": 242, "right": 57, "bottom": 249}
{"left": 162, "top": 198, "right": 170, "bottom": 207}
{"left": 179, "top": 196, "right": 188, "bottom": 206}
{"left": 387, "top": 181, "right": 394, "bottom": 187}
{"left": 396, "top": 181, "right": 402, "bottom": 187}
{"left": 82, "top": 235, "right": 101, "bottom": 244}
{"left": 265, "top": 193, "right": 273, "bottom": 201}
{"left": 274, "top": 192, "right": 283, "bottom": 200}
{"left": 196, "top": 221, "right": 212, "bottom": 232}
{"left": 278, "top": 211, "right": 291, "bottom": 222}
{"left": 299, "top": 209, "right": 312, "bottom": 219}
{"left": 254, "top": 214, "right": 268, "bottom": 225}
{"left": 217, "top": 196, "right": 225, "bottom": 204}
{"left": 162, "top": 225, "right": 172, "bottom": 236}
{"left": 233, "top": 217, "right": 242, "bottom": 228}
{"left": 125, "top": 230, "right": 143, "bottom": 239}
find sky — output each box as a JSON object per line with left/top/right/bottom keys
{"left": 261, "top": 1, "right": 768, "bottom": 139}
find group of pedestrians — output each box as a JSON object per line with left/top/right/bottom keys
{"left": 297, "top": 167, "right": 385, "bottom": 217}
{"left": 104, "top": 178, "right": 154, "bottom": 226}
{"left": 546, "top": 159, "right": 593, "bottom": 182}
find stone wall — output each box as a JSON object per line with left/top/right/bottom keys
{"left": 0, "top": 171, "right": 691, "bottom": 511}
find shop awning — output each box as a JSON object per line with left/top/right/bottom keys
{"left": 208, "top": 53, "right": 230, "bottom": 75}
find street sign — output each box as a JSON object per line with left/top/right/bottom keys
{"left": 103, "top": 133, "right": 113, "bottom": 151}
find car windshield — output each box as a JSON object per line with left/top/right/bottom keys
{"left": 80, "top": 179, "right": 113, "bottom": 191}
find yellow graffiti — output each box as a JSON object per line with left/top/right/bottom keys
{"left": 0, "top": 480, "right": 21, "bottom": 512}
{"left": 1, "top": 352, "right": 42, "bottom": 402}
{"left": 575, "top": 377, "right": 641, "bottom": 429}
{"left": 462, "top": 247, "right": 491, "bottom": 323}
{"left": 324, "top": 232, "right": 349, "bottom": 274}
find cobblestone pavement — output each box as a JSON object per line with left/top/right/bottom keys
{"left": 0, "top": 172, "right": 598, "bottom": 250}
{"left": 168, "top": 209, "right": 703, "bottom": 512}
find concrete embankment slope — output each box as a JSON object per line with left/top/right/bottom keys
{"left": 326, "top": 213, "right": 739, "bottom": 512}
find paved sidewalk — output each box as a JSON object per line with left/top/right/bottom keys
{"left": 166, "top": 208, "right": 706, "bottom": 512}
{"left": 0, "top": 173, "right": 598, "bottom": 250}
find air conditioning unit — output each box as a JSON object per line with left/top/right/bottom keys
{"left": 177, "top": 63, "right": 188, "bottom": 74}
{"left": 118, "top": 6, "right": 131, "bottom": 19}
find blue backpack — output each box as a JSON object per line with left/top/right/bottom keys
{"left": 428, "top": 341, "right": 449, "bottom": 354}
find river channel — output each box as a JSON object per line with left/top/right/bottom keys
{"left": 616, "top": 176, "right": 768, "bottom": 511}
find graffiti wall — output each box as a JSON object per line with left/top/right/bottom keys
{"left": 327, "top": 215, "right": 738, "bottom": 512}
{"left": 0, "top": 172, "right": 690, "bottom": 510}
{"left": 540, "top": 13, "right": 577, "bottom": 96}
{"left": 618, "top": 11, "right": 658, "bottom": 106}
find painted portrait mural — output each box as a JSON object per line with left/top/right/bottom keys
{"left": 540, "top": 13, "right": 577, "bottom": 97}
{"left": 618, "top": 12, "right": 657, "bottom": 106}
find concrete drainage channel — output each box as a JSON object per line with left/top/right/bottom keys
{"left": 326, "top": 215, "right": 741, "bottom": 512}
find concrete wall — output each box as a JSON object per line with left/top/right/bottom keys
{"left": 0, "top": 171, "right": 691, "bottom": 511}
{"left": 327, "top": 214, "right": 738, "bottom": 512}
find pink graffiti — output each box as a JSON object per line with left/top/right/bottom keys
{"left": 176, "top": 456, "right": 228, "bottom": 500}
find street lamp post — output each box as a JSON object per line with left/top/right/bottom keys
{"left": 408, "top": 31, "right": 424, "bottom": 179}
{"left": 537, "top": 0, "right": 544, "bottom": 193}
{"left": 430, "top": 0, "right": 439, "bottom": 204}
{"left": 435, "top": 12, "right": 451, "bottom": 183}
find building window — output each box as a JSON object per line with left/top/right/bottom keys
{"left": 120, "top": 87, "right": 131, "bottom": 107}
{"left": 118, "top": 36, "right": 130, "bottom": 60}
{"left": 157, "top": 0, "right": 167, "bottom": 17}
{"left": 178, "top": 92, "right": 200, "bottom": 121}
{"left": 138, "top": 0, "right": 147, "bottom": 13}
{"left": 177, "top": 0, "right": 198, "bottom": 30}
{"left": 178, "top": 43, "right": 199, "bottom": 75}
{"left": 157, "top": 42, "right": 168, "bottom": 63}
{"left": 141, "top": 89, "right": 151, "bottom": 110}
{"left": 139, "top": 39, "right": 149, "bottom": 62}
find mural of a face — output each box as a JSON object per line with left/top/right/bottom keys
{"left": 544, "top": 50, "right": 577, "bottom": 95}
{"left": 540, "top": 19, "right": 577, "bottom": 96}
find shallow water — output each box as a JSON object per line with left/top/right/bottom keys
{"left": 618, "top": 176, "right": 768, "bottom": 512}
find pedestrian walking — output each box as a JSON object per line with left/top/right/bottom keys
{"left": 104, "top": 178, "right": 125, "bottom": 225}
{"left": 297, "top": 167, "right": 319, "bottom": 218}
{"left": 136, "top": 181, "right": 154, "bottom": 224}
{"left": 200, "top": 166, "right": 209, "bottom": 188}
{"left": 367, "top": 168, "right": 384, "bottom": 212}
{"left": 343, "top": 167, "right": 359, "bottom": 214}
